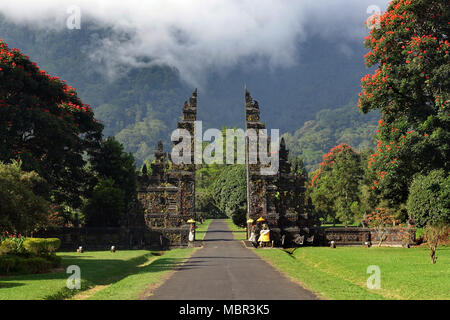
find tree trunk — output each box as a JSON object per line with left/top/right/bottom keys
{"left": 430, "top": 245, "right": 437, "bottom": 264}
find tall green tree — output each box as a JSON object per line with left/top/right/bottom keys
{"left": 290, "top": 156, "right": 307, "bottom": 177}
{"left": 84, "top": 137, "right": 138, "bottom": 227}
{"left": 0, "top": 161, "right": 49, "bottom": 234}
{"left": 84, "top": 178, "right": 126, "bottom": 227}
{"left": 210, "top": 165, "right": 247, "bottom": 226}
{"left": 89, "top": 137, "right": 137, "bottom": 208}
{"left": 309, "top": 143, "right": 363, "bottom": 225}
{"left": 0, "top": 40, "right": 103, "bottom": 208}
{"left": 359, "top": 0, "right": 449, "bottom": 206}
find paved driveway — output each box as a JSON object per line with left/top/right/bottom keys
{"left": 146, "top": 219, "right": 318, "bottom": 300}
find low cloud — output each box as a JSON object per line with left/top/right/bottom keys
{"left": 0, "top": 0, "right": 389, "bottom": 86}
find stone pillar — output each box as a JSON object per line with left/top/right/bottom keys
{"left": 137, "top": 90, "right": 198, "bottom": 247}
{"left": 244, "top": 89, "right": 316, "bottom": 246}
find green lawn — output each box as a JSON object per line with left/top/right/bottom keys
{"left": 224, "top": 219, "right": 247, "bottom": 240}
{"left": 195, "top": 219, "right": 213, "bottom": 240}
{"left": 255, "top": 245, "right": 450, "bottom": 300}
{"left": 0, "top": 249, "right": 195, "bottom": 300}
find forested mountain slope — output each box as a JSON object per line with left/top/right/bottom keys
{"left": 0, "top": 17, "right": 376, "bottom": 168}
{"left": 283, "top": 99, "right": 378, "bottom": 171}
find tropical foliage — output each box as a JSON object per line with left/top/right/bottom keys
{"left": 407, "top": 169, "right": 449, "bottom": 228}
{"left": 359, "top": 0, "right": 449, "bottom": 207}
{"left": 0, "top": 161, "right": 49, "bottom": 234}
{"left": 309, "top": 143, "right": 363, "bottom": 225}
{"left": 0, "top": 39, "right": 103, "bottom": 209}
{"left": 209, "top": 165, "right": 247, "bottom": 226}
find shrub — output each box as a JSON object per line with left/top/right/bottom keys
{"left": 45, "top": 254, "right": 62, "bottom": 268}
{"left": 366, "top": 208, "right": 397, "bottom": 246}
{"left": 0, "top": 256, "right": 17, "bottom": 275}
{"left": 0, "top": 239, "right": 19, "bottom": 255}
{"left": 407, "top": 170, "right": 450, "bottom": 228}
{"left": 23, "top": 238, "right": 61, "bottom": 256}
{"left": 84, "top": 178, "right": 126, "bottom": 227}
{"left": 0, "top": 253, "right": 60, "bottom": 275}
{"left": 43, "top": 238, "right": 61, "bottom": 254}
{"left": 19, "top": 257, "right": 52, "bottom": 274}
{"left": 0, "top": 161, "right": 50, "bottom": 234}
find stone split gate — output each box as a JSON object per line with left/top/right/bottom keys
{"left": 137, "top": 89, "right": 317, "bottom": 247}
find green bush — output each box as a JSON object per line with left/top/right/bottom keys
{"left": 84, "top": 178, "right": 126, "bottom": 227}
{"left": 0, "top": 161, "right": 50, "bottom": 234}
{"left": 195, "top": 191, "right": 225, "bottom": 219}
{"left": 23, "top": 238, "right": 61, "bottom": 256}
{"left": 407, "top": 170, "right": 450, "bottom": 228}
{"left": 43, "top": 238, "right": 61, "bottom": 253}
{"left": 0, "top": 239, "right": 19, "bottom": 255}
{"left": 0, "top": 237, "right": 61, "bottom": 275}
{"left": 210, "top": 165, "right": 247, "bottom": 226}
{"left": 0, "top": 254, "right": 58, "bottom": 275}
{"left": 0, "top": 256, "right": 17, "bottom": 274}
{"left": 19, "top": 257, "right": 52, "bottom": 274}
{"left": 45, "top": 254, "right": 62, "bottom": 268}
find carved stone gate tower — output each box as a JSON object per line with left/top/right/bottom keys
{"left": 244, "top": 89, "right": 316, "bottom": 246}
{"left": 137, "top": 89, "right": 315, "bottom": 247}
{"left": 137, "top": 90, "right": 197, "bottom": 247}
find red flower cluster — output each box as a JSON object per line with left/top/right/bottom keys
{"left": 310, "top": 143, "right": 356, "bottom": 187}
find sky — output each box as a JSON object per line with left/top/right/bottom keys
{"left": 0, "top": 0, "right": 390, "bottom": 86}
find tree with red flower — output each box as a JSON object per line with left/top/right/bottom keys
{"left": 359, "top": 0, "right": 449, "bottom": 207}
{"left": 309, "top": 143, "right": 363, "bottom": 225}
{"left": 0, "top": 40, "right": 103, "bottom": 208}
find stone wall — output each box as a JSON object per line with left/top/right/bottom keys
{"left": 36, "top": 226, "right": 190, "bottom": 251}
{"left": 315, "top": 227, "right": 416, "bottom": 247}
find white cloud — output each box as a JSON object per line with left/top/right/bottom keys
{"left": 0, "top": 0, "right": 389, "bottom": 86}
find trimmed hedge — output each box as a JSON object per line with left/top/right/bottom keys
{"left": 0, "top": 238, "right": 22, "bottom": 255}
{"left": 0, "top": 256, "right": 17, "bottom": 274}
{"left": 0, "top": 237, "right": 62, "bottom": 275}
{"left": 0, "top": 254, "right": 61, "bottom": 275}
{"left": 20, "top": 257, "right": 53, "bottom": 274}
{"left": 23, "top": 238, "right": 61, "bottom": 256}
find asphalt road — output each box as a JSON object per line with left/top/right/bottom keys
{"left": 146, "top": 219, "right": 318, "bottom": 300}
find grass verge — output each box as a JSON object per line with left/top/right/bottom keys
{"left": 0, "top": 249, "right": 195, "bottom": 300}
{"left": 86, "top": 248, "right": 195, "bottom": 300}
{"left": 195, "top": 219, "right": 213, "bottom": 241}
{"left": 254, "top": 245, "right": 450, "bottom": 300}
{"left": 224, "top": 219, "right": 247, "bottom": 240}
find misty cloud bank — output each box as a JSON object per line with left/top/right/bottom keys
{"left": 0, "top": 0, "right": 389, "bottom": 86}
